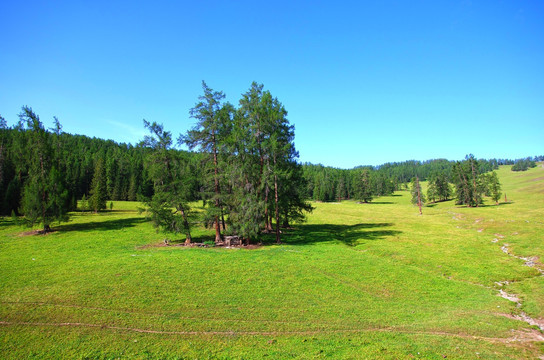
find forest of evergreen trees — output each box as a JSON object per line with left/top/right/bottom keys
{"left": 0, "top": 85, "right": 541, "bottom": 240}
{"left": 301, "top": 156, "right": 542, "bottom": 203}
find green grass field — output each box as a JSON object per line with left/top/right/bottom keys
{"left": 1, "top": 165, "right": 543, "bottom": 359}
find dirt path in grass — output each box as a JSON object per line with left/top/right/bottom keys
{"left": 0, "top": 301, "right": 302, "bottom": 325}
{"left": 494, "top": 240, "right": 544, "bottom": 332}
{"left": 1, "top": 320, "right": 543, "bottom": 345}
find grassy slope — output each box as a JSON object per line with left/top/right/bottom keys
{"left": 0, "top": 165, "right": 543, "bottom": 359}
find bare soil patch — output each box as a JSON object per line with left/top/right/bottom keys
{"left": 18, "top": 229, "right": 55, "bottom": 237}
{"left": 137, "top": 242, "right": 262, "bottom": 250}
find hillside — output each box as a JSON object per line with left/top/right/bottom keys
{"left": 1, "top": 164, "right": 543, "bottom": 359}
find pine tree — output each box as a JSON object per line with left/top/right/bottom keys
{"left": 358, "top": 169, "right": 373, "bottom": 203}
{"left": 0, "top": 115, "right": 7, "bottom": 213}
{"left": 143, "top": 120, "right": 194, "bottom": 244}
{"left": 427, "top": 173, "right": 452, "bottom": 203}
{"left": 452, "top": 155, "right": 484, "bottom": 207}
{"left": 19, "top": 107, "right": 69, "bottom": 231}
{"left": 488, "top": 171, "right": 502, "bottom": 205}
{"left": 435, "top": 173, "right": 452, "bottom": 201}
{"left": 183, "top": 81, "right": 233, "bottom": 243}
{"left": 427, "top": 176, "right": 438, "bottom": 203}
{"left": 89, "top": 157, "right": 107, "bottom": 212}
{"left": 411, "top": 176, "right": 425, "bottom": 215}
{"left": 80, "top": 194, "right": 88, "bottom": 212}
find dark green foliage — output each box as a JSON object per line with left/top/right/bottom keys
{"left": 452, "top": 155, "right": 485, "bottom": 207}
{"left": 427, "top": 174, "right": 451, "bottom": 203}
{"left": 279, "top": 163, "right": 314, "bottom": 227}
{"left": 512, "top": 158, "right": 537, "bottom": 172}
{"left": 80, "top": 194, "right": 89, "bottom": 212}
{"left": 301, "top": 157, "right": 509, "bottom": 203}
{"left": 0, "top": 115, "right": 8, "bottom": 213}
{"left": 89, "top": 157, "right": 107, "bottom": 212}
{"left": 182, "top": 81, "right": 233, "bottom": 243}
{"left": 142, "top": 120, "right": 195, "bottom": 243}
{"left": 481, "top": 171, "right": 502, "bottom": 205}
{"left": 0, "top": 121, "right": 155, "bottom": 215}
{"left": 226, "top": 181, "right": 263, "bottom": 243}
{"left": 222, "top": 82, "right": 312, "bottom": 243}
{"left": 18, "top": 107, "right": 69, "bottom": 231}
{"left": 357, "top": 169, "right": 373, "bottom": 203}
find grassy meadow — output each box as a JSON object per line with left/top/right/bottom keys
{"left": 1, "top": 164, "right": 543, "bottom": 359}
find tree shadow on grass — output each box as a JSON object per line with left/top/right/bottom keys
{"left": 455, "top": 202, "right": 514, "bottom": 209}
{"left": 166, "top": 234, "right": 215, "bottom": 245}
{"left": 54, "top": 217, "right": 146, "bottom": 233}
{"left": 281, "top": 223, "right": 401, "bottom": 247}
{"left": 480, "top": 202, "right": 514, "bottom": 207}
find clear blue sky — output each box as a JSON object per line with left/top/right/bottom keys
{"left": 1, "top": 1, "right": 543, "bottom": 168}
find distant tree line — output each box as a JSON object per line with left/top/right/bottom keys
{"left": 511, "top": 157, "right": 538, "bottom": 172}
{"left": 304, "top": 154, "right": 523, "bottom": 208}
{"left": 301, "top": 158, "right": 504, "bottom": 203}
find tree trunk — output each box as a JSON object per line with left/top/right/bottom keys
{"left": 471, "top": 160, "right": 479, "bottom": 207}
{"left": 275, "top": 173, "right": 280, "bottom": 244}
{"left": 264, "top": 185, "right": 269, "bottom": 230}
{"left": 416, "top": 176, "right": 422, "bottom": 215}
{"left": 212, "top": 134, "right": 221, "bottom": 243}
{"left": 180, "top": 208, "right": 192, "bottom": 244}
{"left": 282, "top": 209, "right": 290, "bottom": 228}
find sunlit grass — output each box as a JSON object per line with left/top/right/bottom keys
{"left": 1, "top": 164, "right": 543, "bottom": 359}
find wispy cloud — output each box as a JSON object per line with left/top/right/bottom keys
{"left": 107, "top": 120, "right": 147, "bottom": 144}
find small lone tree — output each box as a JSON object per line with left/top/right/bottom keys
{"left": 89, "top": 157, "right": 107, "bottom": 212}
{"left": 358, "top": 169, "right": 373, "bottom": 203}
{"left": 488, "top": 171, "right": 502, "bottom": 205}
{"left": 411, "top": 176, "right": 425, "bottom": 215}
{"left": 80, "top": 194, "right": 89, "bottom": 212}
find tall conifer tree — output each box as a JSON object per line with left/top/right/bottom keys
{"left": 89, "top": 157, "right": 107, "bottom": 212}
{"left": 144, "top": 120, "right": 195, "bottom": 244}
{"left": 19, "top": 107, "right": 69, "bottom": 231}
{"left": 183, "top": 81, "right": 233, "bottom": 243}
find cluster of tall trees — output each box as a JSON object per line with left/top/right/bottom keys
{"left": 426, "top": 174, "right": 452, "bottom": 203}
{"left": 512, "top": 158, "right": 538, "bottom": 172}
{"left": 451, "top": 155, "right": 502, "bottom": 207}
{"left": 409, "top": 155, "right": 503, "bottom": 214}
{"left": 142, "top": 82, "right": 312, "bottom": 244}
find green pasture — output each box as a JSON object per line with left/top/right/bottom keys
{"left": 1, "top": 165, "right": 543, "bottom": 359}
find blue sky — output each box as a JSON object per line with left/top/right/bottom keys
{"left": 1, "top": 1, "right": 543, "bottom": 168}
